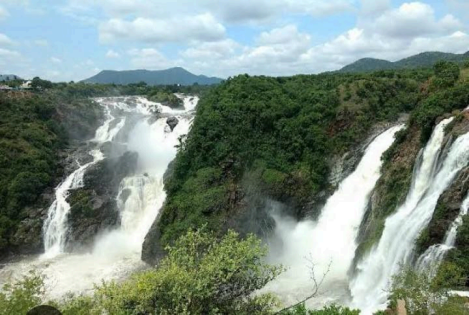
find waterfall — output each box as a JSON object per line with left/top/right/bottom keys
{"left": 42, "top": 99, "right": 128, "bottom": 258}
{"left": 416, "top": 193, "right": 469, "bottom": 276}
{"left": 1, "top": 95, "right": 196, "bottom": 299}
{"left": 264, "top": 125, "right": 403, "bottom": 307}
{"left": 350, "top": 118, "right": 469, "bottom": 314}
{"left": 42, "top": 149, "right": 105, "bottom": 257}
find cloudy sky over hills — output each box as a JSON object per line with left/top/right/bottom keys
{"left": 0, "top": 0, "right": 468, "bottom": 81}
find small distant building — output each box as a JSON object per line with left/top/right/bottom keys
{"left": 21, "top": 80, "right": 32, "bottom": 89}
{"left": 0, "top": 85, "right": 12, "bottom": 90}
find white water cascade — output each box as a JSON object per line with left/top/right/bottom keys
{"left": 42, "top": 149, "right": 105, "bottom": 258}
{"left": 0, "top": 95, "right": 197, "bottom": 299}
{"left": 264, "top": 125, "right": 403, "bottom": 308}
{"left": 350, "top": 117, "right": 469, "bottom": 314}
{"left": 416, "top": 193, "right": 469, "bottom": 276}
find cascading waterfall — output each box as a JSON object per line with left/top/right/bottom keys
{"left": 42, "top": 98, "right": 129, "bottom": 258}
{"left": 350, "top": 117, "right": 469, "bottom": 314}
{"left": 42, "top": 149, "right": 105, "bottom": 258}
{"left": 0, "top": 95, "right": 197, "bottom": 299}
{"left": 264, "top": 125, "right": 403, "bottom": 307}
{"left": 416, "top": 193, "right": 469, "bottom": 276}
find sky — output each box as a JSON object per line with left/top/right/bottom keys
{"left": 0, "top": 0, "right": 468, "bottom": 82}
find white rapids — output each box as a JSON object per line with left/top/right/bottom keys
{"left": 350, "top": 117, "right": 469, "bottom": 314}
{"left": 0, "top": 95, "right": 197, "bottom": 299}
{"left": 264, "top": 125, "right": 403, "bottom": 308}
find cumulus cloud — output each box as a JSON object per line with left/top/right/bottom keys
{"left": 181, "top": 39, "right": 240, "bottom": 60}
{"left": 99, "top": 13, "right": 225, "bottom": 43}
{"left": 128, "top": 48, "right": 175, "bottom": 69}
{"left": 20, "top": 0, "right": 469, "bottom": 80}
{"left": 106, "top": 49, "right": 120, "bottom": 58}
{"left": 181, "top": 1, "right": 469, "bottom": 77}
{"left": 0, "top": 33, "right": 13, "bottom": 46}
{"left": 63, "top": 0, "right": 353, "bottom": 24}
{"left": 372, "top": 2, "right": 461, "bottom": 39}
{"left": 50, "top": 57, "right": 62, "bottom": 64}
{"left": 181, "top": 25, "right": 312, "bottom": 76}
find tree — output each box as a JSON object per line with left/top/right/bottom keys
{"left": 61, "top": 229, "right": 283, "bottom": 314}
{"left": 389, "top": 265, "right": 467, "bottom": 315}
{"left": 432, "top": 61, "right": 460, "bottom": 88}
{"left": 0, "top": 272, "right": 45, "bottom": 315}
{"left": 31, "top": 77, "right": 53, "bottom": 90}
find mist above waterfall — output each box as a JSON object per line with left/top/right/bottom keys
{"left": 263, "top": 126, "right": 403, "bottom": 308}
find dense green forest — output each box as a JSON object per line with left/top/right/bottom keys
{"left": 158, "top": 62, "right": 469, "bottom": 246}
{"left": 339, "top": 51, "right": 469, "bottom": 73}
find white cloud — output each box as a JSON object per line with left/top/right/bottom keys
{"left": 0, "top": 5, "right": 9, "bottom": 20}
{"left": 360, "top": 0, "right": 390, "bottom": 16}
{"left": 50, "top": 57, "right": 62, "bottom": 64}
{"left": 178, "top": 1, "right": 469, "bottom": 77}
{"left": 99, "top": 13, "right": 225, "bottom": 43}
{"left": 181, "top": 25, "right": 312, "bottom": 76}
{"left": 63, "top": 0, "right": 353, "bottom": 24}
{"left": 106, "top": 49, "right": 120, "bottom": 58}
{"left": 0, "top": 33, "right": 13, "bottom": 46}
{"left": 0, "top": 48, "right": 22, "bottom": 66}
{"left": 181, "top": 39, "right": 240, "bottom": 60}
{"left": 373, "top": 2, "right": 461, "bottom": 39}
{"left": 128, "top": 48, "right": 175, "bottom": 69}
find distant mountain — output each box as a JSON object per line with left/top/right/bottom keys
{"left": 339, "top": 51, "right": 469, "bottom": 73}
{"left": 83, "top": 67, "right": 223, "bottom": 86}
{"left": 0, "top": 74, "right": 22, "bottom": 81}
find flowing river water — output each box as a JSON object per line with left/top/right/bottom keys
{"left": 0, "top": 95, "right": 197, "bottom": 299}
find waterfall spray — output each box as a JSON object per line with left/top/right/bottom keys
{"left": 264, "top": 125, "right": 403, "bottom": 307}
{"left": 1, "top": 95, "right": 197, "bottom": 299}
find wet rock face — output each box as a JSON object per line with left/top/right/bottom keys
{"left": 141, "top": 209, "right": 166, "bottom": 265}
{"left": 416, "top": 166, "right": 469, "bottom": 254}
{"left": 166, "top": 117, "right": 179, "bottom": 132}
{"left": 65, "top": 151, "right": 139, "bottom": 251}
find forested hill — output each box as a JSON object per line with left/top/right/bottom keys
{"left": 339, "top": 51, "right": 469, "bottom": 73}
{"left": 146, "top": 60, "right": 469, "bottom": 264}
{"left": 83, "top": 67, "right": 223, "bottom": 86}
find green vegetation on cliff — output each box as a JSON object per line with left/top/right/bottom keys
{"left": 0, "top": 90, "right": 102, "bottom": 255}
{"left": 356, "top": 61, "right": 469, "bottom": 263}
{"left": 157, "top": 69, "right": 434, "bottom": 248}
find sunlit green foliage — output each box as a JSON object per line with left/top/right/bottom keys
{"left": 1, "top": 230, "right": 284, "bottom": 314}
{"left": 281, "top": 304, "right": 360, "bottom": 315}
{"left": 389, "top": 266, "right": 468, "bottom": 315}
{"left": 159, "top": 69, "right": 433, "bottom": 247}
{"left": 432, "top": 60, "right": 460, "bottom": 88}
{"left": 0, "top": 271, "right": 44, "bottom": 315}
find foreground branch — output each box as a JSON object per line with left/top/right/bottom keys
{"left": 275, "top": 257, "right": 332, "bottom": 314}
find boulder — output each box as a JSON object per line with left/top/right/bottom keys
{"left": 166, "top": 116, "right": 179, "bottom": 131}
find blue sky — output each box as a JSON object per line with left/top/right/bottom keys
{"left": 0, "top": 0, "right": 468, "bottom": 81}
